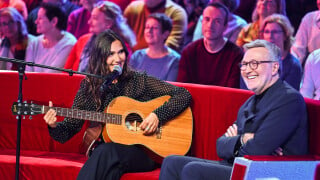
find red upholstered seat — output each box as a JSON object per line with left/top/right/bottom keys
{"left": 0, "top": 72, "right": 319, "bottom": 179}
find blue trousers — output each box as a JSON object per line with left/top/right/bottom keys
{"left": 77, "top": 143, "right": 156, "bottom": 180}
{"left": 159, "top": 155, "right": 232, "bottom": 180}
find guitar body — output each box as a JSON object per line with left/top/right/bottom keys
{"left": 11, "top": 95, "right": 193, "bottom": 158}
{"left": 102, "top": 96, "right": 193, "bottom": 158}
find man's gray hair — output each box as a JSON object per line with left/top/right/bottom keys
{"left": 243, "top": 39, "right": 281, "bottom": 63}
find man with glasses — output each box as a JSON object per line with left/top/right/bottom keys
{"left": 159, "top": 39, "right": 308, "bottom": 180}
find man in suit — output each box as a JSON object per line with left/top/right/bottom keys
{"left": 159, "top": 39, "right": 309, "bottom": 180}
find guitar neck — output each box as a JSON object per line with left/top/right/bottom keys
{"left": 42, "top": 106, "right": 122, "bottom": 124}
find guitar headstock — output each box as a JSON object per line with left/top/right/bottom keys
{"left": 11, "top": 101, "right": 42, "bottom": 116}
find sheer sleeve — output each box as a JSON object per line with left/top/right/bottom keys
{"left": 48, "top": 79, "right": 94, "bottom": 143}
{"left": 142, "top": 74, "right": 192, "bottom": 123}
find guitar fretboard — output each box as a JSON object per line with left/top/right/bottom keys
{"left": 43, "top": 106, "right": 122, "bottom": 124}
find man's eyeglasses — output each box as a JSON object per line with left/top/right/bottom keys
{"left": 239, "top": 60, "right": 276, "bottom": 70}
{"left": 262, "top": 30, "right": 283, "bottom": 35}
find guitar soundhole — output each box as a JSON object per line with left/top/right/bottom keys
{"left": 125, "top": 113, "right": 143, "bottom": 132}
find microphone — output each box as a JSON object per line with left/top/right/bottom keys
{"left": 100, "top": 65, "right": 123, "bottom": 92}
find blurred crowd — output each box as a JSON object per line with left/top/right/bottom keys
{"left": 0, "top": 0, "right": 319, "bottom": 100}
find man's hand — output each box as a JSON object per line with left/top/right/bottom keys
{"left": 273, "top": 147, "right": 283, "bottom": 156}
{"left": 225, "top": 124, "right": 238, "bottom": 137}
{"left": 241, "top": 133, "right": 254, "bottom": 144}
{"left": 139, "top": 112, "right": 159, "bottom": 135}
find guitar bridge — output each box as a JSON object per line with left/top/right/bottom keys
{"left": 156, "top": 127, "right": 162, "bottom": 139}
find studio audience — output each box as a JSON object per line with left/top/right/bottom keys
{"left": 129, "top": 13, "right": 180, "bottom": 81}
{"left": 291, "top": 0, "right": 320, "bottom": 65}
{"left": 177, "top": 2, "right": 243, "bottom": 88}
{"left": 124, "top": 0, "right": 187, "bottom": 52}
{"left": 193, "top": 0, "right": 247, "bottom": 43}
{"left": 25, "top": 3, "right": 76, "bottom": 73}
{"left": 236, "top": 0, "right": 286, "bottom": 47}
{"left": 0, "top": 7, "right": 35, "bottom": 70}
{"left": 300, "top": 48, "right": 320, "bottom": 100}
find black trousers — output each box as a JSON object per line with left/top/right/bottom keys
{"left": 159, "top": 155, "right": 233, "bottom": 180}
{"left": 77, "top": 142, "right": 156, "bottom": 180}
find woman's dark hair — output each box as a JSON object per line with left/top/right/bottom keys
{"left": 86, "top": 29, "right": 131, "bottom": 108}
{"left": 40, "top": 2, "right": 67, "bottom": 30}
{"left": 147, "top": 13, "right": 173, "bottom": 33}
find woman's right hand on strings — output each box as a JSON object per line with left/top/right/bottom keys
{"left": 44, "top": 101, "right": 58, "bottom": 128}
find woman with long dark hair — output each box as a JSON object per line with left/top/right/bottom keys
{"left": 43, "top": 29, "right": 191, "bottom": 180}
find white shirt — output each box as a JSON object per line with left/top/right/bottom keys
{"left": 300, "top": 48, "right": 320, "bottom": 100}
{"left": 291, "top": 10, "right": 320, "bottom": 64}
{"left": 25, "top": 31, "right": 76, "bottom": 73}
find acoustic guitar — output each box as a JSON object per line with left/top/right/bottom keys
{"left": 11, "top": 95, "right": 193, "bottom": 158}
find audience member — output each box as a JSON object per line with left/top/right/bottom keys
{"left": 124, "top": 0, "right": 187, "bottom": 52}
{"left": 0, "top": 0, "right": 28, "bottom": 19}
{"left": 67, "top": 0, "right": 100, "bottom": 39}
{"left": 241, "top": 14, "right": 302, "bottom": 90}
{"left": 175, "top": 0, "right": 207, "bottom": 46}
{"left": 0, "top": 7, "right": 35, "bottom": 70}
{"left": 300, "top": 48, "right": 320, "bottom": 100}
{"left": 43, "top": 29, "right": 191, "bottom": 180}
{"left": 177, "top": 2, "right": 243, "bottom": 88}
{"left": 159, "top": 39, "right": 308, "bottom": 180}
{"left": 291, "top": 0, "right": 320, "bottom": 65}
{"left": 25, "top": 3, "right": 76, "bottom": 73}
{"left": 130, "top": 13, "right": 180, "bottom": 81}
{"left": 26, "top": 0, "right": 79, "bottom": 36}
{"left": 236, "top": 0, "right": 286, "bottom": 47}
{"left": 64, "top": 1, "right": 135, "bottom": 72}
{"left": 193, "top": 0, "right": 247, "bottom": 43}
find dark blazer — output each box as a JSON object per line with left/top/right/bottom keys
{"left": 217, "top": 79, "right": 308, "bottom": 162}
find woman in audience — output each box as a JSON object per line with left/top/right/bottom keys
{"left": 236, "top": 0, "right": 286, "bottom": 47}
{"left": 261, "top": 14, "right": 302, "bottom": 90}
{"left": 300, "top": 48, "right": 320, "bottom": 100}
{"left": 291, "top": 0, "right": 320, "bottom": 65}
{"left": 193, "top": 0, "right": 247, "bottom": 43}
{"left": 0, "top": 7, "right": 35, "bottom": 70}
{"left": 67, "top": 0, "right": 101, "bottom": 39}
{"left": 129, "top": 13, "right": 180, "bottom": 81}
{"left": 25, "top": 3, "right": 77, "bottom": 73}
{"left": 64, "top": 1, "right": 135, "bottom": 72}
{"left": 240, "top": 14, "right": 302, "bottom": 90}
